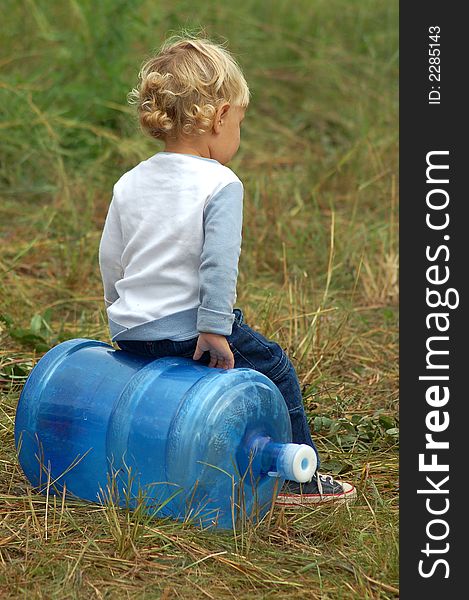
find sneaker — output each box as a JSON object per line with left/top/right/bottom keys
{"left": 275, "top": 472, "right": 357, "bottom": 506}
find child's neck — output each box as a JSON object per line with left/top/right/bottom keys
{"left": 164, "top": 137, "right": 212, "bottom": 160}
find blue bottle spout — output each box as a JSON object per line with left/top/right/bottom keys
{"left": 242, "top": 435, "right": 317, "bottom": 483}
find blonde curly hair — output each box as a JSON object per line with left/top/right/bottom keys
{"left": 128, "top": 35, "right": 250, "bottom": 140}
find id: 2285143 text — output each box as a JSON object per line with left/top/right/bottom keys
{"left": 428, "top": 26, "right": 441, "bottom": 105}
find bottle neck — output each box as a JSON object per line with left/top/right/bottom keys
{"left": 238, "top": 434, "right": 317, "bottom": 483}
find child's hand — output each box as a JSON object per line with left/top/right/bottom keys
{"left": 193, "top": 333, "right": 235, "bottom": 369}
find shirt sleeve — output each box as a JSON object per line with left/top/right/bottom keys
{"left": 197, "top": 181, "right": 243, "bottom": 335}
{"left": 98, "top": 195, "right": 124, "bottom": 308}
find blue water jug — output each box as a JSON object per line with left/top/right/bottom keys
{"left": 14, "top": 339, "right": 316, "bottom": 529}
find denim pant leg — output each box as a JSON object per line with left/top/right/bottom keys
{"left": 117, "top": 337, "right": 211, "bottom": 363}
{"left": 227, "top": 309, "right": 320, "bottom": 468}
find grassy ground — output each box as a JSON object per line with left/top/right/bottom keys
{"left": 0, "top": 0, "right": 398, "bottom": 598}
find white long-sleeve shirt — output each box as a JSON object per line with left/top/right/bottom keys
{"left": 99, "top": 152, "right": 243, "bottom": 341}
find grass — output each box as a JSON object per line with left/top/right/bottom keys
{"left": 0, "top": 0, "right": 398, "bottom": 597}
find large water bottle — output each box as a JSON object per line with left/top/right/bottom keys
{"left": 15, "top": 339, "right": 316, "bottom": 529}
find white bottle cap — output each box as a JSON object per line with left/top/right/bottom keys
{"left": 276, "top": 443, "right": 317, "bottom": 483}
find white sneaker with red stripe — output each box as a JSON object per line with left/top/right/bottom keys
{"left": 275, "top": 472, "right": 357, "bottom": 506}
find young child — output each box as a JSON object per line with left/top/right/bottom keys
{"left": 99, "top": 35, "right": 356, "bottom": 505}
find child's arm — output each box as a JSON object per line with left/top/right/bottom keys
{"left": 98, "top": 195, "right": 124, "bottom": 309}
{"left": 193, "top": 181, "right": 243, "bottom": 369}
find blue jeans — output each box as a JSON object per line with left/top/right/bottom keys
{"left": 117, "top": 308, "right": 320, "bottom": 467}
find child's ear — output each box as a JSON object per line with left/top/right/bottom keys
{"left": 214, "top": 102, "right": 231, "bottom": 133}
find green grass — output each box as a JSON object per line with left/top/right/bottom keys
{"left": 0, "top": 0, "right": 398, "bottom": 597}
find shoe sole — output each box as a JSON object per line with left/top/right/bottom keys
{"left": 275, "top": 482, "right": 357, "bottom": 506}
